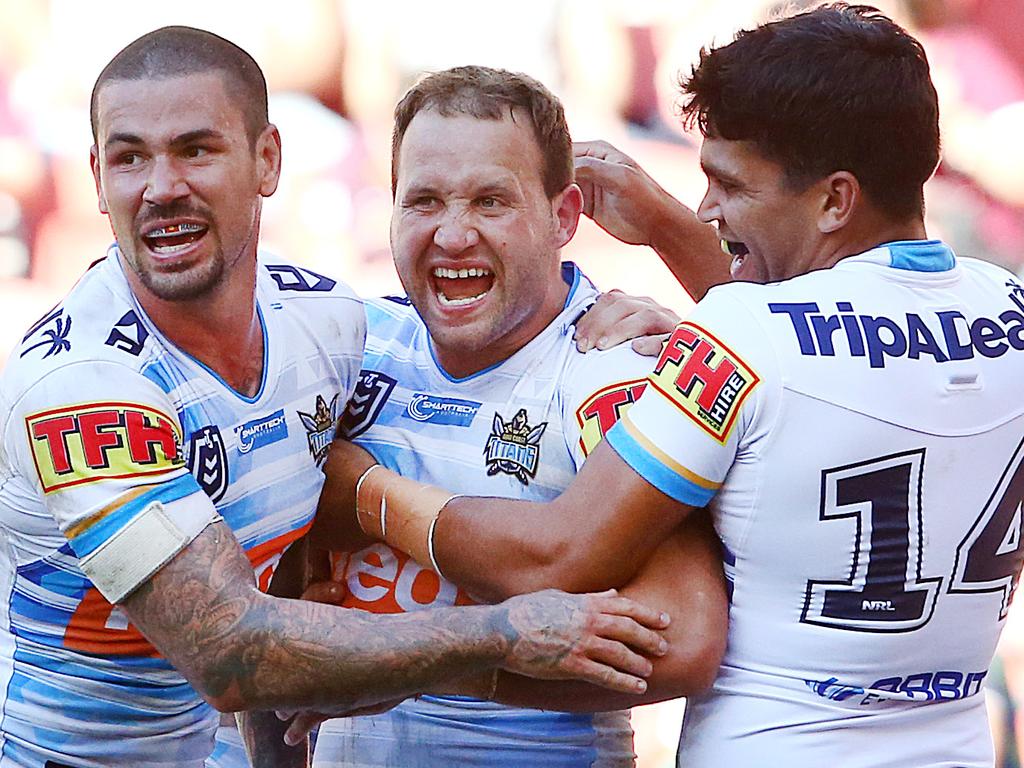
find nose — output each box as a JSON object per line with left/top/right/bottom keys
{"left": 142, "top": 156, "right": 189, "bottom": 206}
{"left": 696, "top": 187, "right": 720, "bottom": 226}
{"left": 433, "top": 208, "right": 480, "bottom": 253}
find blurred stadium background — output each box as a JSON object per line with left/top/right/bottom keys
{"left": 0, "top": 1, "right": 1021, "bottom": 764}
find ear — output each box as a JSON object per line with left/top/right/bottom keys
{"left": 817, "top": 171, "right": 860, "bottom": 234}
{"left": 552, "top": 183, "right": 584, "bottom": 248}
{"left": 90, "top": 145, "right": 108, "bottom": 215}
{"left": 255, "top": 124, "right": 283, "bottom": 197}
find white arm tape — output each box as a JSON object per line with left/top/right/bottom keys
{"left": 79, "top": 493, "right": 221, "bottom": 604}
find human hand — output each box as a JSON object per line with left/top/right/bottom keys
{"left": 574, "top": 140, "right": 677, "bottom": 248}
{"left": 312, "top": 440, "right": 380, "bottom": 550}
{"left": 497, "top": 589, "right": 670, "bottom": 694}
{"left": 574, "top": 289, "right": 680, "bottom": 356}
{"left": 276, "top": 696, "right": 407, "bottom": 746}
{"left": 300, "top": 579, "right": 347, "bottom": 606}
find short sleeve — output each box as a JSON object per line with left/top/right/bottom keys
{"left": 561, "top": 344, "right": 660, "bottom": 472}
{"left": 4, "top": 360, "right": 218, "bottom": 602}
{"left": 604, "top": 289, "right": 777, "bottom": 507}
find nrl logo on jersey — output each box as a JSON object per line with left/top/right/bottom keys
{"left": 340, "top": 370, "right": 397, "bottom": 439}
{"left": 187, "top": 425, "right": 229, "bottom": 503}
{"left": 299, "top": 393, "right": 340, "bottom": 466}
{"left": 484, "top": 408, "right": 547, "bottom": 485}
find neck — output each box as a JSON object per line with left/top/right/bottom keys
{"left": 121, "top": 255, "right": 266, "bottom": 398}
{"left": 798, "top": 215, "right": 928, "bottom": 279}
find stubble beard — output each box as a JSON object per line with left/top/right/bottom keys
{"left": 125, "top": 242, "right": 226, "bottom": 302}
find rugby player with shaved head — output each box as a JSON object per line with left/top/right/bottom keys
{"left": 0, "top": 27, "right": 672, "bottom": 768}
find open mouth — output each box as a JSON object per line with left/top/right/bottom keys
{"left": 142, "top": 222, "right": 209, "bottom": 255}
{"left": 431, "top": 266, "right": 494, "bottom": 307}
{"left": 721, "top": 239, "right": 750, "bottom": 278}
{"left": 721, "top": 239, "right": 749, "bottom": 258}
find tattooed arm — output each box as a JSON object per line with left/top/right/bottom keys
{"left": 305, "top": 513, "right": 725, "bottom": 720}
{"left": 120, "top": 520, "right": 669, "bottom": 715}
{"left": 458, "top": 511, "right": 726, "bottom": 710}
{"left": 236, "top": 538, "right": 313, "bottom": 768}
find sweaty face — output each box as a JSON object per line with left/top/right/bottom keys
{"left": 91, "top": 73, "right": 277, "bottom": 302}
{"left": 391, "top": 111, "right": 576, "bottom": 378}
{"left": 696, "top": 137, "right": 822, "bottom": 284}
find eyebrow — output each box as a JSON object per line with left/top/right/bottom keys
{"left": 473, "top": 182, "right": 516, "bottom": 197}
{"left": 401, "top": 183, "right": 440, "bottom": 199}
{"left": 104, "top": 128, "right": 224, "bottom": 151}
{"left": 104, "top": 132, "right": 143, "bottom": 149}
{"left": 700, "top": 160, "right": 744, "bottom": 188}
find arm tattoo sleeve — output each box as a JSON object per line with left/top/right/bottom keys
{"left": 122, "top": 521, "right": 509, "bottom": 713}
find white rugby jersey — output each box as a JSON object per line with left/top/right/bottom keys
{"left": 314, "top": 264, "right": 650, "bottom": 768}
{"left": 0, "top": 248, "right": 364, "bottom": 767}
{"left": 606, "top": 240, "right": 1024, "bottom": 767}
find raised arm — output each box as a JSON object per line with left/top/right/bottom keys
{"left": 574, "top": 140, "right": 728, "bottom": 300}
{"left": 121, "top": 518, "right": 671, "bottom": 715}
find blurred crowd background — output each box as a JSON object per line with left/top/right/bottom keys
{"left": 0, "top": 1, "right": 1022, "bottom": 765}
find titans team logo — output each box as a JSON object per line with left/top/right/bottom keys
{"left": 299, "top": 393, "right": 340, "bottom": 466}
{"left": 187, "top": 425, "right": 229, "bottom": 503}
{"left": 483, "top": 409, "right": 547, "bottom": 486}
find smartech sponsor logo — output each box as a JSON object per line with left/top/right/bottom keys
{"left": 235, "top": 409, "right": 288, "bottom": 454}
{"left": 403, "top": 393, "right": 480, "bottom": 427}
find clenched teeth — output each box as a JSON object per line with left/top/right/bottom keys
{"left": 147, "top": 223, "right": 206, "bottom": 238}
{"left": 437, "top": 291, "right": 487, "bottom": 306}
{"left": 433, "top": 266, "right": 492, "bottom": 279}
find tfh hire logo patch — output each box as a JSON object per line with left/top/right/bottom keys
{"left": 575, "top": 379, "right": 648, "bottom": 457}
{"left": 26, "top": 402, "right": 183, "bottom": 493}
{"left": 649, "top": 323, "right": 759, "bottom": 443}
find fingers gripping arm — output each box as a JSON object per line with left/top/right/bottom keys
{"left": 487, "top": 510, "right": 727, "bottom": 709}
{"left": 120, "top": 521, "right": 670, "bottom": 715}
{"left": 120, "top": 521, "right": 509, "bottom": 714}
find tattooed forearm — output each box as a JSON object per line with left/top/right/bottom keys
{"left": 124, "top": 522, "right": 508, "bottom": 712}
{"left": 122, "top": 522, "right": 666, "bottom": 714}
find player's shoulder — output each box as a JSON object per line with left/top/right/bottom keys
{"left": 358, "top": 295, "right": 427, "bottom": 361}
{"left": 257, "top": 254, "right": 363, "bottom": 312}
{"left": 257, "top": 254, "right": 366, "bottom": 357}
{"left": 683, "top": 280, "right": 781, "bottom": 360}
{"left": 956, "top": 254, "right": 1020, "bottom": 289}
{"left": 4, "top": 255, "right": 156, "bottom": 402}
{"left": 364, "top": 295, "right": 420, "bottom": 333}
{"left": 566, "top": 339, "right": 656, "bottom": 387}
